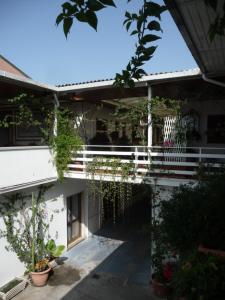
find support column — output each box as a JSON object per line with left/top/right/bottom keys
{"left": 53, "top": 93, "right": 59, "bottom": 137}
{"left": 147, "top": 84, "right": 153, "bottom": 148}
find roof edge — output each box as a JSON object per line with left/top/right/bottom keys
{"left": 56, "top": 68, "right": 201, "bottom": 93}
{"left": 0, "top": 54, "right": 31, "bottom": 79}
{"left": 164, "top": 0, "right": 207, "bottom": 74}
{"left": 0, "top": 70, "right": 56, "bottom": 92}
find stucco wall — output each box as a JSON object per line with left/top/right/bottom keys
{"left": 0, "top": 178, "right": 97, "bottom": 287}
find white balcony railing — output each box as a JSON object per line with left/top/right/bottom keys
{"left": 0, "top": 146, "right": 57, "bottom": 194}
{"left": 65, "top": 145, "right": 225, "bottom": 185}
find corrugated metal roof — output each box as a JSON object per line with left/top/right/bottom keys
{"left": 56, "top": 69, "right": 199, "bottom": 87}
{"left": 166, "top": 0, "right": 225, "bottom": 77}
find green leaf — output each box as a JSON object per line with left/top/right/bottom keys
{"left": 99, "top": 0, "right": 116, "bottom": 7}
{"left": 75, "top": 0, "right": 85, "bottom": 5}
{"left": 141, "top": 34, "right": 161, "bottom": 44}
{"left": 126, "top": 21, "right": 132, "bottom": 31}
{"left": 52, "top": 245, "right": 65, "bottom": 257}
{"left": 125, "top": 11, "right": 131, "bottom": 19}
{"left": 46, "top": 239, "right": 56, "bottom": 252}
{"left": 62, "top": 2, "right": 72, "bottom": 10}
{"left": 139, "top": 55, "right": 150, "bottom": 62}
{"left": 148, "top": 20, "right": 162, "bottom": 32}
{"left": 130, "top": 30, "right": 138, "bottom": 36}
{"left": 143, "top": 46, "right": 157, "bottom": 55}
{"left": 87, "top": 0, "right": 105, "bottom": 11}
{"left": 56, "top": 13, "right": 64, "bottom": 26}
{"left": 146, "top": 2, "right": 165, "bottom": 19}
{"left": 86, "top": 10, "right": 98, "bottom": 30}
{"left": 63, "top": 17, "right": 73, "bottom": 37}
{"left": 75, "top": 11, "right": 87, "bottom": 22}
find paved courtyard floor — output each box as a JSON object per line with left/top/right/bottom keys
{"left": 15, "top": 214, "right": 158, "bottom": 300}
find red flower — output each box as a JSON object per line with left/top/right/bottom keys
{"left": 163, "top": 263, "right": 173, "bottom": 282}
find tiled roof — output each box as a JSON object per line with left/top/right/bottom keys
{"left": 56, "top": 69, "right": 198, "bottom": 87}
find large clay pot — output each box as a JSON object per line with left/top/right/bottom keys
{"left": 30, "top": 267, "right": 51, "bottom": 287}
{"left": 151, "top": 275, "right": 169, "bottom": 298}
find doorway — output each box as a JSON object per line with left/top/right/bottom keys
{"left": 67, "top": 193, "right": 82, "bottom": 246}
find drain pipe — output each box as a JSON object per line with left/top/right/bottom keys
{"left": 53, "top": 93, "right": 60, "bottom": 136}
{"left": 202, "top": 74, "right": 225, "bottom": 88}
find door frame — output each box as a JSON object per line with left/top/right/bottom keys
{"left": 67, "top": 193, "right": 82, "bottom": 247}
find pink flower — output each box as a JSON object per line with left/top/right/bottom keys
{"left": 163, "top": 140, "right": 174, "bottom": 147}
{"left": 163, "top": 263, "right": 173, "bottom": 282}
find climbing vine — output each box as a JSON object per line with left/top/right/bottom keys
{"left": 108, "top": 96, "right": 182, "bottom": 146}
{"left": 0, "top": 94, "right": 83, "bottom": 180}
{"left": 0, "top": 186, "right": 52, "bottom": 272}
{"left": 50, "top": 109, "right": 83, "bottom": 180}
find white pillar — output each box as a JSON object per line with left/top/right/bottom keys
{"left": 53, "top": 93, "right": 59, "bottom": 137}
{"left": 147, "top": 84, "right": 153, "bottom": 148}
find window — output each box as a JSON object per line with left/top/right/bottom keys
{"left": 207, "top": 115, "right": 225, "bottom": 144}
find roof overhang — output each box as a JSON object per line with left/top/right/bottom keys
{"left": 0, "top": 68, "right": 201, "bottom": 98}
{"left": 0, "top": 70, "right": 56, "bottom": 95}
{"left": 166, "top": 0, "right": 225, "bottom": 78}
{"left": 56, "top": 68, "right": 201, "bottom": 94}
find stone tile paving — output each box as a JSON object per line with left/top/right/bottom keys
{"left": 15, "top": 221, "right": 157, "bottom": 300}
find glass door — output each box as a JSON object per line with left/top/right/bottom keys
{"left": 67, "top": 193, "right": 81, "bottom": 245}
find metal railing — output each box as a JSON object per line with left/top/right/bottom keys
{"left": 66, "top": 145, "right": 225, "bottom": 182}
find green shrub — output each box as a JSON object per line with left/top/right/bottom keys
{"left": 160, "top": 172, "right": 225, "bottom": 255}
{"left": 171, "top": 251, "right": 225, "bottom": 300}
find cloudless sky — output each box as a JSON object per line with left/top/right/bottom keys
{"left": 0, "top": 0, "right": 197, "bottom": 85}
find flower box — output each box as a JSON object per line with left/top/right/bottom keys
{"left": 0, "top": 277, "right": 28, "bottom": 300}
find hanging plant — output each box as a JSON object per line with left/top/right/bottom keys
{"left": 86, "top": 156, "right": 135, "bottom": 224}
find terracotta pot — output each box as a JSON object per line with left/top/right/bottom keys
{"left": 151, "top": 275, "right": 169, "bottom": 298}
{"left": 198, "top": 245, "right": 225, "bottom": 258}
{"left": 30, "top": 267, "right": 51, "bottom": 287}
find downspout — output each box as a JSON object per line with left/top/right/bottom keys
{"left": 147, "top": 83, "right": 153, "bottom": 148}
{"left": 202, "top": 74, "right": 225, "bottom": 89}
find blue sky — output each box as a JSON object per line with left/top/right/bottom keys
{"left": 0, "top": 0, "right": 197, "bottom": 85}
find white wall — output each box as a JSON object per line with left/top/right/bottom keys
{"left": 0, "top": 178, "right": 93, "bottom": 287}
{"left": 0, "top": 146, "right": 57, "bottom": 194}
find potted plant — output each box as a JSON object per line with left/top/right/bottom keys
{"left": 30, "top": 259, "right": 51, "bottom": 287}
{"left": 151, "top": 192, "right": 174, "bottom": 299}
{"left": 151, "top": 261, "right": 174, "bottom": 298}
{"left": 0, "top": 187, "right": 55, "bottom": 288}
{"left": 46, "top": 239, "right": 65, "bottom": 268}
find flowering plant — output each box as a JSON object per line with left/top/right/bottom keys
{"left": 163, "top": 140, "right": 174, "bottom": 147}
{"left": 163, "top": 262, "right": 174, "bottom": 282}
{"left": 34, "top": 258, "right": 49, "bottom": 272}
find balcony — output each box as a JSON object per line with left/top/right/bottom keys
{"left": 65, "top": 145, "right": 225, "bottom": 186}
{"left": 0, "top": 146, "right": 57, "bottom": 194}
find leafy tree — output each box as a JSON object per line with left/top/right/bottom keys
{"left": 56, "top": 0, "right": 225, "bottom": 87}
